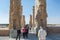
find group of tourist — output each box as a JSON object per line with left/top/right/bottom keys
{"left": 15, "top": 25, "right": 47, "bottom": 40}
{"left": 16, "top": 24, "right": 29, "bottom": 40}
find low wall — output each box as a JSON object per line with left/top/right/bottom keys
{"left": 0, "top": 28, "right": 9, "bottom": 36}
{"left": 47, "top": 27, "right": 60, "bottom": 33}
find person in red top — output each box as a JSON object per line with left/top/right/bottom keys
{"left": 21, "top": 27, "right": 27, "bottom": 38}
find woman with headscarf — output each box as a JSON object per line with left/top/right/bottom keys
{"left": 38, "top": 26, "right": 47, "bottom": 40}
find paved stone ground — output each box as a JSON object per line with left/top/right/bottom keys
{"left": 9, "top": 33, "right": 38, "bottom": 40}
{"left": 9, "top": 33, "right": 60, "bottom": 40}
{"left": 1, "top": 33, "right": 60, "bottom": 40}
{"left": 46, "top": 33, "right": 60, "bottom": 40}
{"left": 0, "top": 33, "right": 38, "bottom": 40}
{"left": 0, "top": 36, "right": 9, "bottom": 40}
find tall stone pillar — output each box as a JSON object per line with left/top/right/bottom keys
{"left": 23, "top": 15, "right": 25, "bottom": 26}
{"left": 21, "top": 15, "right": 25, "bottom": 27}
{"left": 9, "top": 0, "right": 14, "bottom": 29}
{"left": 9, "top": 0, "right": 22, "bottom": 29}
{"left": 29, "top": 15, "right": 32, "bottom": 27}
{"left": 35, "top": 0, "right": 47, "bottom": 30}
{"left": 32, "top": 6, "right": 35, "bottom": 27}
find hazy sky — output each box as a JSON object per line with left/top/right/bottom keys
{"left": 0, "top": 0, "right": 60, "bottom": 24}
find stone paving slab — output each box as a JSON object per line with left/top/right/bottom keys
{"left": 9, "top": 33, "right": 38, "bottom": 40}
{"left": 0, "top": 36, "right": 9, "bottom": 40}
{"left": 1, "top": 33, "right": 60, "bottom": 40}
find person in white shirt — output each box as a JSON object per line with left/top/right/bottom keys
{"left": 38, "top": 26, "right": 47, "bottom": 40}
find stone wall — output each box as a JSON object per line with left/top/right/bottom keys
{"left": 47, "top": 27, "right": 60, "bottom": 34}
{"left": 0, "top": 28, "right": 9, "bottom": 36}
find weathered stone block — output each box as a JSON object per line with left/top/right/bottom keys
{"left": 0, "top": 28, "right": 9, "bottom": 36}
{"left": 9, "top": 29, "right": 17, "bottom": 38}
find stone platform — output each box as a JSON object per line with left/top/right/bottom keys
{"left": 47, "top": 27, "right": 60, "bottom": 33}
{"left": 0, "top": 28, "right": 9, "bottom": 36}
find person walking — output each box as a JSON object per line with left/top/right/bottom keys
{"left": 38, "top": 26, "right": 47, "bottom": 40}
{"left": 16, "top": 29, "right": 21, "bottom": 40}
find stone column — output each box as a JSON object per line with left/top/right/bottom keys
{"left": 23, "top": 15, "right": 25, "bottom": 26}
{"left": 13, "top": 0, "right": 22, "bottom": 29}
{"left": 9, "top": 0, "right": 22, "bottom": 38}
{"left": 35, "top": 0, "right": 47, "bottom": 30}
{"left": 9, "top": 0, "right": 22, "bottom": 29}
{"left": 32, "top": 6, "right": 35, "bottom": 27}
{"left": 21, "top": 15, "right": 25, "bottom": 27}
{"left": 9, "top": 0, "right": 14, "bottom": 29}
{"left": 29, "top": 15, "right": 32, "bottom": 27}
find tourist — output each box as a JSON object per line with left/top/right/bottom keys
{"left": 38, "top": 26, "right": 47, "bottom": 40}
{"left": 25, "top": 25, "right": 29, "bottom": 38}
{"left": 16, "top": 29, "right": 21, "bottom": 40}
{"left": 21, "top": 26, "right": 27, "bottom": 38}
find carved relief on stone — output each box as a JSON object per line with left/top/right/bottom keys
{"left": 9, "top": 0, "right": 22, "bottom": 29}
{"left": 38, "top": 0, "right": 45, "bottom": 5}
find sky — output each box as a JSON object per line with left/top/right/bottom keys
{"left": 0, "top": 0, "right": 60, "bottom": 24}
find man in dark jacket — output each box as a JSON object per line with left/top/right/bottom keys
{"left": 25, "top": 25, "right": 29, "bottom": 38}
{"left": 16, "top": 29, "right": 21, "bottom": 40}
